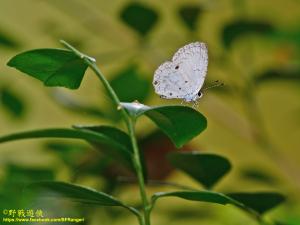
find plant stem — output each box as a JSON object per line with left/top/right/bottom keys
{"left": 60, "top": 40, "right": 151, "bottom": 225}
{"left": 128, "top": 118, "right": 151, "bottom": 225}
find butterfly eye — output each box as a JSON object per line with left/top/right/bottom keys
{"left": 197, "top": 91, "right": 203, "bottom": 97}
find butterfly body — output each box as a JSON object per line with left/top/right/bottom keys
{"left": 153, "top": 42, "right": 208, "bottom": 103}
{"left": 159, "top": 90, "right": 202, "bottom": 102}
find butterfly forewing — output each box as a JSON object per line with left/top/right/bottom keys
{"left": 153, "top": 42, "right": 208, "bottom": 101}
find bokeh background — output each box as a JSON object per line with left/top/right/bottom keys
{"left": 0, "top": 0, "right": 300, "bottom": 224}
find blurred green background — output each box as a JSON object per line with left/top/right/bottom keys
{"left": 0, "top": 0, "right": 300, "bottom": 224}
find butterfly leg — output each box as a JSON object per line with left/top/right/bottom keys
{"left": 192, "top": 101, "right": 196, "bottom": 108}
{"left": 191, "top": 100, "right": 200, "bottom": 109}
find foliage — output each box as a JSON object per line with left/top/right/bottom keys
{"left": 0, "top": 40, "right": 286, "bottom": 225}
{"left": 178, "top": 4, "right": 202, "bottom": 32}
{"left": 222, "top": 20, "right": 274, "bottom": 49}
{"left": 0, "top": 86, "right": 26, "bottom": 118}
{"left": 120, "top": 2, "right": 159, "bottom": 37}
{"left": 7, "top": 49, "right": 88, "bottom": 89}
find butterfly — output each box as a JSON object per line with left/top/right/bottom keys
{"left": 153, "top": 42, "right": 208, "bottom": 103}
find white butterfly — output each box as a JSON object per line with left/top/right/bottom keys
{"left": 153, "top": 42, "right": 208, "bottom": 102}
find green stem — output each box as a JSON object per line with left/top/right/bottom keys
{"left": 60, "top": 40, "right": 151, "bottom": 225}
{"left": 128, "top": 118, "right": 151, "bottom": 225}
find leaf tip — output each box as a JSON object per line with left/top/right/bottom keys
{"left": 6, "top": 57, "right": 16, "bottom": 68}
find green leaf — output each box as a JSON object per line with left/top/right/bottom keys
{"left": 152, "top": 191, "right": 240, "bottom": 208}
{"left": 269, "top": 29, "right": 300, "bottom": 48}
{"left": 73, "top": 125, "right": 134, "bottom": 169}
{"left": 255, "top": 68, "right": 300, "bottom": 84}
{"left": 167, "top": 152, "right": 231, "bottom": 189}
{"left": 227, "top": 192, "right": 286, "bottom": 214}
{"left": 7, "top": 49, "right": 88, "bottom": 89}
{"left": 240, "top": 167, "right": 278, "bottom": 185}
{"left": 26, "top": 181, "right": 139, "bottom": 216}
{"left": 152, "top": 191, "right": 285, "bottom": 218}
{"left": 121, "top": 103, "right": 207, "bottom": 148}
{"left": 0, "top": 87, "right": 26, "bottom": 118}
{"left": 0, "top": 127, "right": 132, "bottom": 164}
{"left": 222, "top": 20, "right": 274, "bottom": 49}
{"left": 0, "top": 126, "right": 135, "bottom": 173}
{"left": 73, "top": 125, "right": 132, "bottom": 152}
{"left": 0, "top": 128, "right": 120, "bottom": 146}
{"left": 178, "top": 4, "right": 202, "bottom": 31}
{"left": 0, "top": 29, "right": 20, "bottom": 49}
{"left": 120, "top": 2, "right": 159, "bottom": 36}
{"left": 110, "top": 65, "right": 151, "bottom": 102}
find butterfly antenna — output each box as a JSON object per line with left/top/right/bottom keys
{"left": 203, "top": 82, "right": 224, "bottom": 91}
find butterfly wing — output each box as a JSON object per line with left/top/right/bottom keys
{"left": 153, "top": 42, "right": 208, "bottom": 100}
{"left": 153, "top": 61, "right": 190, "bottom": 99}
{"left": 173, "top": 42, "right": 208, "bottom": 96}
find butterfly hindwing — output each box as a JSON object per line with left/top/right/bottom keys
{"left": 153, "top": 62, "right": 190, "bottom": 99}
{"left": 153, "top": 42, "right": 208, "bottom": 101}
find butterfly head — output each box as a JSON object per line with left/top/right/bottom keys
{"left": 183, "top": 91, "right": 203, "bottom": 102}
{"left": 197, "top": 91, "right": 203, "bottom": 99}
